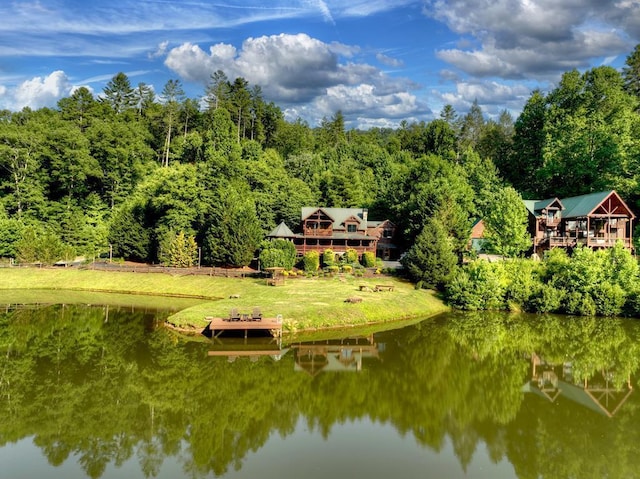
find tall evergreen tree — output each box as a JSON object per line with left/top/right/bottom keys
{"left": 102, "top": 72, "right": 135, "bottom": 114}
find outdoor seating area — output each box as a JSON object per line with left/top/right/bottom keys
{"left": 227, "top": 307, "right": 263, "bottom": 322}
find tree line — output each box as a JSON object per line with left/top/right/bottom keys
{"left": 0, "top": 45, "right": 639, "bottom": 279}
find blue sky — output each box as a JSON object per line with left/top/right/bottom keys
{"left": 0, "top": 0, "right": 638, "bottom": 128}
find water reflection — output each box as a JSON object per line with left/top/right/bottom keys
{"left": 525, "top": 353, "right": 633, "bottom": 417}
{"left": 1, "top": 304, "right": 640, "bottom": 478}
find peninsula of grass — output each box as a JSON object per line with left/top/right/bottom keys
{"left": 0, "top": 268, "right": 449, "bottom": 332}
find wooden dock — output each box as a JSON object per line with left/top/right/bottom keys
{"left": 206, "top": 316, "right": 283, "bottom": 338}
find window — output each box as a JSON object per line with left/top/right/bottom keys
{"left": 383, "top": 229, "right": 393, "bottom": 238}
{"left": 347, "top": 224, "right": 357, "bottom": 233}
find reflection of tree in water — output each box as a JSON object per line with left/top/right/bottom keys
{"left": 2, "top": 306, "right": 640, "bottom": 477}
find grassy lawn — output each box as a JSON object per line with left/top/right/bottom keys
{"left": 0, "top": 268, "right": 449, "bottom": 333}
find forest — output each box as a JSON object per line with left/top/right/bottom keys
{"left": 1, "top": 44, "right": 640, "bottom": 290}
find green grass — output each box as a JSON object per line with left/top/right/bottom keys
{"left": 0, "top": 268, "right": 449, "bottom": 333}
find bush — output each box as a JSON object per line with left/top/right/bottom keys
{"left": 322, "top": 249, "right": 336, "bottom": 266}
{"left": 303, "top": 250, "right": 320, "bottom": 272}
{"left": 342, "top": 265, "right": 353, "bottom": 274}
{"left": 344, "top": 248, "right": 358, "bottom": 264}
{"left": 527, "top": 283, "right": 564, "bottom": 313}
{"left": 592, "top": 281, "right": 626, "bottom": 316}
{"left": 260, "top": 239, "right": 297, "bottom": 270}
{"left": 444, "top": 260, "right": 506, "bottom": 310}
{"left": 362, "top": 251, "right": 376, "bottom": 267}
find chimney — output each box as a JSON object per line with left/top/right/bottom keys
{"left": 362, "top": 208, "right": 368, "bottom": 224}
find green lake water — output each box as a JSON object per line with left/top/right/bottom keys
{"left": 1, "top": 300, "right": 640, "bottom": 478}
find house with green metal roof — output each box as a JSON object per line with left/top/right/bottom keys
{"left": 524, "top": 190, "right": 635, "bottom": 254}
{"left": 267, "top": 207, "right": 399, "bottom": 261}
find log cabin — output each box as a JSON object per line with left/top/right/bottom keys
{"left": 524, "top": 190, "right": 635, "bottom": 254}
{"left": 267, "top": 207, "right": 399, "bottom": 261}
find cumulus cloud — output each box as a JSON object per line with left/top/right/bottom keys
{"left": 1, "top": 71, "right": 73, "bottom": 110}
{"left": 434, "top": 80, "right": 532, "bottom": 117}
{"left": 165, "top": 33, "right": 427, "bottom": 127}
{"left": 424, "top": 0, "right": 638, "bottom": 80}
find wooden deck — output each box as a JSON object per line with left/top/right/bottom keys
{"left": 206, "top": 316, "right": 283, "bottom": 338}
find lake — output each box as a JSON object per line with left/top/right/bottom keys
{"left": 1, "top": 300, "right": 639, "bottom": 478}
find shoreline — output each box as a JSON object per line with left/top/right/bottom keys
{"left": 0, "top": 268, "right": 449, "bottom": 333}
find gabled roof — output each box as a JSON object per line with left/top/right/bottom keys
{"left": 301, "top": 207, "right": 369, "bottom": 228}
{"left": 523, "top": 197, "right": 564, "bottom": 216}
{"left": 524, "top": 190, "right": 635, "bottom": 220}
{"left": 267, "top": 221, "right": 295, "bottom": 238}
{"left": 561, "top": 190, "right": 635, "bottom": 219}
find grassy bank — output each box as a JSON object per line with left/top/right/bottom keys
{"left": 0, "top": 268, "right": 449, "bottom": 332}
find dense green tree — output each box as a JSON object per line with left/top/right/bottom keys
{"left": 15, "top": 225, "right": 67, "bottom": 264}
{"left": 57, "top": 87, "right": 98, "bottom": 131}
{"left": 107, "top": 203, "right": 151, "bottom": 261}
{"left": 622, "top": 43, "right": 640, "bottom": 103}
{"left": 0, "top": 113, "right": 47, "bottom": 218}
{"left": 41, "top": 115, "right": 100, "bottom": 206}
{"left": 482, "top": 187, "right": 531, "bottom": 257}
{"left": 476, "top": 110, "right": 513, "bottom": 169}
{"left": 0, "top": 216, "right": 24, "bottom": 258}
{"left": 317, "top": 111, "right": 346, "bottom": 148}
{"left": 507, "top": 90, "right": 546, "bottom": 195}
{"left": 539, "top": 66, "right": 639, "bottom": 198}
{"left": 391, "top": 154, "right": 475, "bottom": 257}
{"left": 203, "top": 185, "right": 262, "bottom": 267}
{"left": 401, "top": 217, "right": 457, "bottom": 289}
{"left": 158, "top": 230, "right": 198, "bottom": 267}
{"left": 85, "top": 118, "right": 154, "bottom": 209}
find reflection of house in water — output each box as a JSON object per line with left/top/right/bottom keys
{"left": 523, "top": 353, "right": 633, "bottom": 417}
{"left": 291, "top": 334, "right": 382, "bottom": 376}
{"left": 207, "top": 337, "right": 287, "bottom": 362}
{"left": 207, "top": 335, "right": 383, "bottom": 373}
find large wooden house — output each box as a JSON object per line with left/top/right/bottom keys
{"left": 524, "top": 190, "right": 635, "bottom": 254}
{"left": 267, "top": 207, "right": 399, "bottom": 260}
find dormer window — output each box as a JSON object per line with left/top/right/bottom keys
{"left": 347, "top": 224, "right": 357, "bottom": 233}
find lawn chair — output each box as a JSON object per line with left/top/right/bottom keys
{"left": 229, "top": 308, "right": 241, "bottom": 321}
{"left": 251, "top": 307, "right": 262, "bottom": 322}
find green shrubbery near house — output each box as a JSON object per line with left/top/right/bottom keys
{"left": 446, "top": 243, "right": 640, "bottom": 317}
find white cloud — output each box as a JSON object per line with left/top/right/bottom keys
{"left": 164, "top": 33, "right": 429, "bottom": 126}
{"left": 6, "top": 71, "right": 73, "bottom": 110}
{"left": 434, "top": 80, "right": 532, "bottom": 118}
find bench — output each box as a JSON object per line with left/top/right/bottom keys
{"left": 374, "top": 285, "right": 394, "bottom": 292}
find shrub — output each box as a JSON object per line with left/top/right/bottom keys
{"left": 260, "top": 239, "right": 297, "bottom": 270}
{"left": 527, "top": 283, "right": 564, "bottom": 313}
{"left": 323, "top": 249, "right": 336, "bottom": 266}
{"left": 303, "top": 250, "right": 320, "bottom": 272}
{"left": 342, "top": 265, "right": 353, "bottom": 274}
{"left": 344, "top": 248, "right": 358, "bottom": 264}
{"left": 362, "top": 251, "right": 376, "bottom": 267}
{"left": 592, "top": 281, "right": 626, "bottom": 316}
